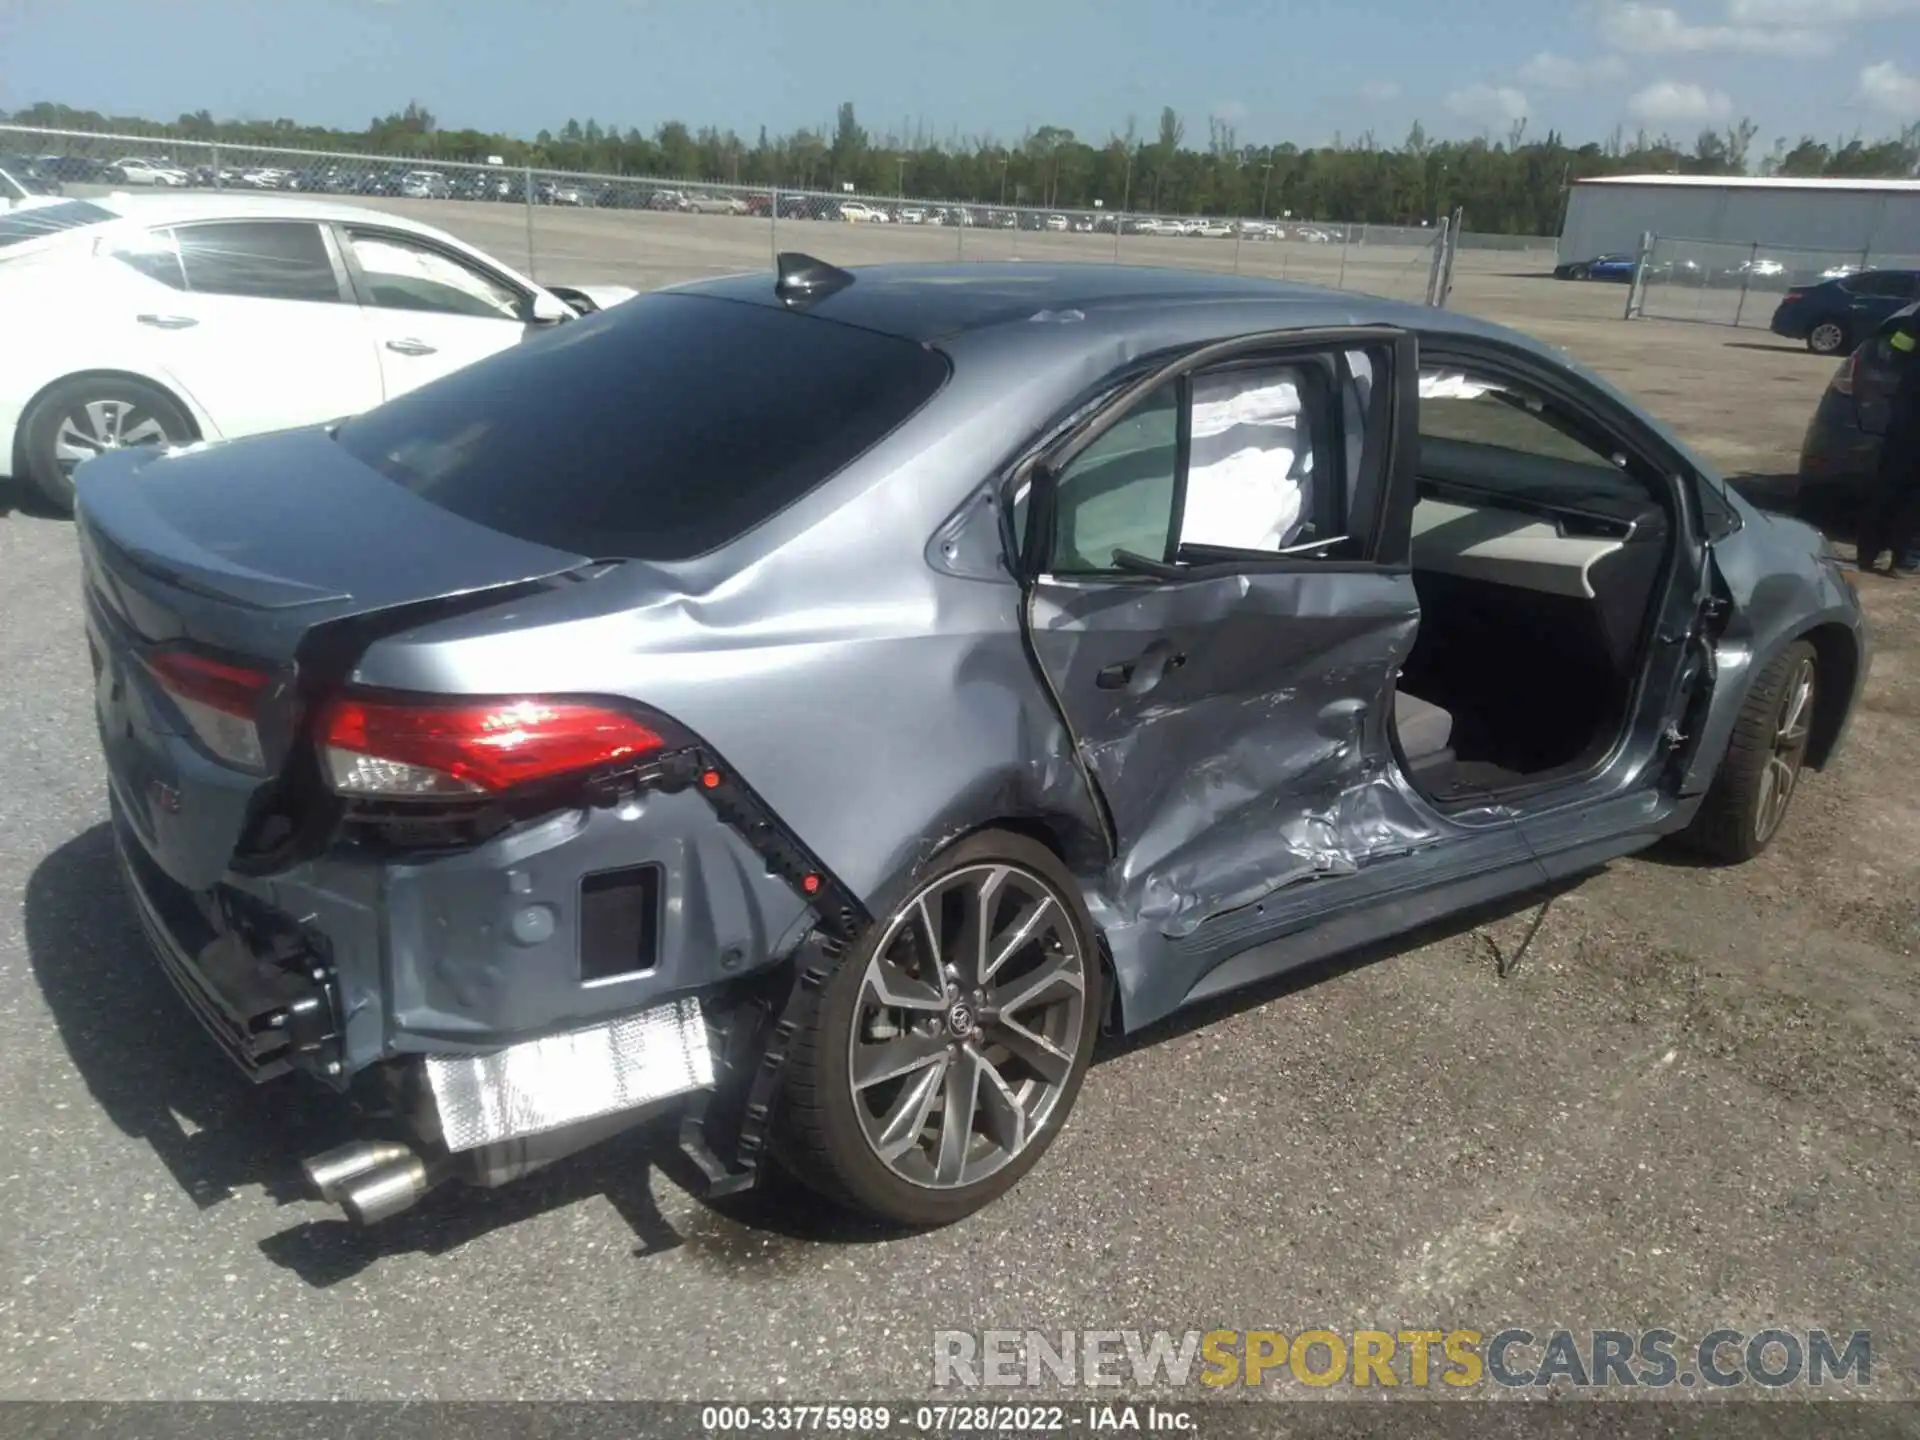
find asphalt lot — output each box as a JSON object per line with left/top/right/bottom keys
{"left": 2, "top": 213, "right": 1918, "bottom": 1401}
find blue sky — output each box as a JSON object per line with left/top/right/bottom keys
{"left": 3, "top": 0, "right": 1917, "bottom": 152}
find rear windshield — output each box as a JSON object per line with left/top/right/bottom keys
{"left": 335, "top": 292, "right": 950, "bottom": 561}
{"left": 0, "top": 199, "right": 115, "bottom": 248}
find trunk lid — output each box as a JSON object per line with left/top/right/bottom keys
{"left": 77, "top": 429, "right": 593, "bottom": 890}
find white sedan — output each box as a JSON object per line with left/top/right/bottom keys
{"left": 0, "top": 193, "right": 637, "bottom": 511}
{"left": 111, "top": 158, "right": 190, "bottom": 187}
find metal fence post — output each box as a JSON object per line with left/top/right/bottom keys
{"left": 770, "top": 187, "right": 779, "bottom": 267}
{"left": 1442, "top": 206, "right": 1464, "bottom": 307}
{"left": 524, "top": 165, "right": 538, "bottom": 279}
{"left": 1113, "top": 214, "right": 1123, "bottom": 263}
{"left": 1232, "top": 223, "right": 1244, "bottom": 274}
{"left": 1732, "top": 239, "right": 1757, "bottom": 328}
{"left": 1425, "top": 216, "right": 1448, "bottom": 306}
{"left": 1625, "top": 229, "right": 1654, "bottom": 319}
{"left": 210, "top": 143, "right": 222, "bottom": 188}
{"left": 1336, "top": 228, "right": 1350, "bottom": 290}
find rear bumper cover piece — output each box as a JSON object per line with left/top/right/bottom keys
{"left": 113, "top": 797, "right": 341, "bottom": 1081}
{"left": 426, "top": 999, "right": 714, "bottom": 1151}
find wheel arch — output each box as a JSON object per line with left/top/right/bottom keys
{"left": 12, "top": 367, "right": 207, "bottom": 478}
{"left": 861, "top": 810, "right": 1121, "bottom": 1032}
{"left": 1800, "top": 620, "right": 1863, "bottom": 771}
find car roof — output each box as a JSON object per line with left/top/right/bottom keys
{"left": 675, "top": 260, "right": 1464, "bottom": 345}
{"left": 66, "top": 191, "right": 448, "bottom": 229}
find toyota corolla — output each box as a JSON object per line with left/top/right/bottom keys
{"left": 72, "top": 257, "right": 1868, "bottom": 1230}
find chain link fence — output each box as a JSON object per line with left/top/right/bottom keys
{"left": 2, "top": 123, "right": 1477, "bottom": 307}
{"left": 1628, "top": 232, "right": 1920, "bottom": 330}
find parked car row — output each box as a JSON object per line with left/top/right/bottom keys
{"left": 1553, "top": 249, "right": 1881, "bottom": 294}
{"left": 18, "top": 151, "right": 1372, "bottom": 239}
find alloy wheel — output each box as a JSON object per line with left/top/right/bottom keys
{"left": 52, "top": 399, "right": 173, "bottom": 478}
{"left": 847, "top": 862, "right": 1089, "bottom": 1190}
{"left": 1755, "top": 656, "right": 1816, "bottom": 845}
{"left": 1808, "top": 322, "right": 1846, "bottom": 355}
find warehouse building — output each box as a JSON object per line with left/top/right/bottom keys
{"left": 1558, "top": 174, "right": 1920, "bottom": 265}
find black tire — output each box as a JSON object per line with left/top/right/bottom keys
{"left": 1680, "top": 640, "right": 1819, "bottom": 863}
{"left": 773, "top": 829, "right": 1103, "bottom": 1227}
{"left": 1568, "top": 265, "right": 1590, "bottom": 281}
{"left": 1806, "top": 320, "right": 1849, "bottom": 356}
{"left": 19, "top": 375, "right": 194, "bottom": 515}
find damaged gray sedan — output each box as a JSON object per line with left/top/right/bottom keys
{"left": 74, "top": 256, "right": 1868, "bottom": 1229}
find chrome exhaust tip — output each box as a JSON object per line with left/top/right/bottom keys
{"left": 338, "top": 1153, "right": 447, "bottom": 1226}
{"left": 302, "top": 1140, "right": 414, "bottom": 1204}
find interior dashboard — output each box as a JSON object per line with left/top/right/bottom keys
{"left": 1410, "top": 438, "right": 1669, "bottom": 602}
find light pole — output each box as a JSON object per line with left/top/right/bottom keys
{"left": 896, "top": 156, "right": 906, "bottom": 197}
{"left": 1000, "top": 153, "right": 1010, "bottom": 206}
{"left": 1258, "top": 161, "right": 1273, "bottom": 220}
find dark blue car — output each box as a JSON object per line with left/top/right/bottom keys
{"left": 1553, "top": 253, "right": 1636, "bottom": 282}
{"left": 1771, "top": 269, "right": 1920, "bottom": 355}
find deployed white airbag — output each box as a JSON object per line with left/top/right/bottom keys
{"left": 1178, "top": 371, "right": 1312, "bottom": 551}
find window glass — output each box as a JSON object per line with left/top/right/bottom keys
{"left": 334, "top": 292, "right": 950, "bottom": 561}
{"left": 1844, "top": 271, "right": 1915, "bottom": 298}
{"left": 1418, "top": 369, "right": 1618, "bottom": 472}
{"left": 1180, "top": 365, "right": 1318, "bottom": 552}
{"left": 0, "top": 198, "right": 115, "bottom": 248}
{"left": 175, "top": 221, "right": 339, "bottom": 302}
{"left": 1048, "top": 384, "right": 1180, "bottom": 571}
{"left": 344, "top": 229, "right": 523, "bottom": 319}
{"left": 109, "top": 226, "right": 187, "bottom": 290}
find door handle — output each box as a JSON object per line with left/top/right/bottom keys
{"left": 136, "top": 313, "right": 198, "bottom": 329}
{"left": 385, "top": 338, "right": 437, "bottom": 356}
{"left": 1095, "top": 661, "right": 1135, "bottom": 689}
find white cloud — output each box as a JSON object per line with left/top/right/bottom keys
{"left": 1598, "top": 1, "right": 1831, "bottom": 55}
{"left": 1444, "top": 83, "right": 1531, "bottom": 127}
{"left": 1359, "top": 79, "right": 1402, "bottom": 103}
{"left": 1726, "top": 0, "right": 1919, "bottom": 20}
{"left": 1628, "top": 79, "right": 1737, "bottom": 122}
{"left": 1211, "top": 100, "right": 1250, "bottom": 123}
{"left": 1856, "top": 60, "right": 1920, "bottom": 115}
{"left": 1519, "top": 51, "right": 1631, "bottom": 89}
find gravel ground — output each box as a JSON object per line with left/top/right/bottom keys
{"left": 1, "top": 227, "right": 1915, "bottom": 1402}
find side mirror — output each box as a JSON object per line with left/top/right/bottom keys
{"left": 528, "top": 291, "right": 573, "bottom": 325}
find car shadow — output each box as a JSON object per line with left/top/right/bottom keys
{"left": 26, "top": 824, "right": 1607, "bottom": 1283}
{"left": 22, "top": 824, "right": 913, "bottom": 1287}
{"left": 1722, "top": 339, "right": 1812, "bottom": 356}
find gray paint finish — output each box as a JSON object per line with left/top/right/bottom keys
{"left": 72, "top": 262, "right": 1870, "bottom": 1068}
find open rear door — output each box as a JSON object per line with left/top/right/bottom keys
{"left": 1018, "top": 326, "right": 1427, "bottom": 940}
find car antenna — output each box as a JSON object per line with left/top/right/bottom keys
{"left": 775, "top": 252, "right": 855, "bottom": 305}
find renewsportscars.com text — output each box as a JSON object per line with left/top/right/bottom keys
{"left": 933, "top": 1328, "right": 1871, "bottom": 1390}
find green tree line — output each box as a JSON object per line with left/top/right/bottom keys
{"left": 7, "top": 99, "right": 1918, "bottom": 234}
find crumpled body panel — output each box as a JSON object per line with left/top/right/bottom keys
{"left": 1029, "top": 563, "right": 1428, "bottom": 943}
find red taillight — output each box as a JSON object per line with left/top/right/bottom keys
{"left": 1832, "top": 351, "right": 1859, "bottom": 396}
{"left": 1782, "top": 290, "right": 1803, "bottom": 303}
{"left": 147, "top": 649, "right": 273, "bottom": 771}
{"left": 317, "top": 696, "right": 665, "bottom": 798}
